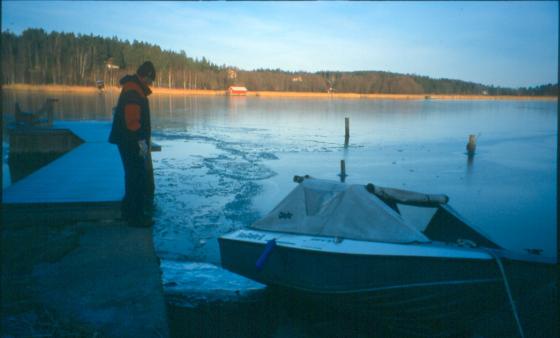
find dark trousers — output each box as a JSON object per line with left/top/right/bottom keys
{"left": 118, "top": 143, "right": 147, "bottom": 220}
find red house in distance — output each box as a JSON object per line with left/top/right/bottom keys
{"left": 227, "top": 86, "right": 248, "bottom": 96}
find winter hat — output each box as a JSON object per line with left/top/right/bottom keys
{"left": 136, "top": 61, "right": 156, "bottom": 81}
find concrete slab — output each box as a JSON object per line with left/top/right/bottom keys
{"left": 32, "top": 221, "right": 169, "bottom": 338}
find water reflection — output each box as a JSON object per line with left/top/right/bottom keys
{"left": 4, "top": 90, "right": 555, "bottom": 144}
{"left": 466, "top": 152, "right": 475, "bottom": 180}
{"left": 2, "top": 89, "right": 118, "bottom": 124}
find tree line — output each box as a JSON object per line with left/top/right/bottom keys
{"left": 1, "top": 29, "right": 557, "bottom": 96}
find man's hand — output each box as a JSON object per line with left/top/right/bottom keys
{"left": 138, "top": 140, "right": 149, "bottom": 158}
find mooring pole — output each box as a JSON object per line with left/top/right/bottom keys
{"left": 344, "top": 117, "right": 350, "bottom": 147}
{"left": 340, "top": 159, "right": 347, "bottom": 182}
{"left": 467, "top": 134, "right": 476, "bottom": 157}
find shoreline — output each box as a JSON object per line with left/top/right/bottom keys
{"left": 3, "top": 83, "right": 557, "bottom": 101}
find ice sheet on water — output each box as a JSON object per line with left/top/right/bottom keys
{"left": 161, "top": 260, "right": 266, "bottom": 308}
{"left": 151, "top": 126, "right": 285, "bottom": 264}
{"left": 151, "top": 118, "right": 556, "bottom": 299}
{"left": 153, "top": 124, "right": 350, "bottom": 155}
{"left": 151, "top": 123, "right": 350, "bottom": 266}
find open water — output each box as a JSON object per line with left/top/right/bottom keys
{"left": 2, "top": 90, "right": 557, "bottom": 337}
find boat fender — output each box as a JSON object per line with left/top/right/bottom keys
{"left": 256, "top": 239, "right": 277, "bottom": 271}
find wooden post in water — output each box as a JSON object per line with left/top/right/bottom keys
{"left": 145, "top": 142, "right": 162, "bottom": 201}
{"left": 339, "top": 160, "right": 347, "bottom": 182}
{"left": 344, "top": 117, "right": 350, "bottom": 147}
{"left": 467, "top": 134, "right": 476, "bottom": 157}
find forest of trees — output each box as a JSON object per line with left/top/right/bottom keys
{"left": 2, "top": 29, "right": 558, "bottom": 96}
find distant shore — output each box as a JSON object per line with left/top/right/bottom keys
{"left": 4, "top": 84, "right": 557, "bottom": 101}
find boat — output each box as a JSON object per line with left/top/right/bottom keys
{"left": 219, "top": 176, "right": 556, "bottom": 335}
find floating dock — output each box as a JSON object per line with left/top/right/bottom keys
{"left": 3, "top": 121, "right": 125, "bottom": 224}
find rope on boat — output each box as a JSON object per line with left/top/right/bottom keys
{"left": 487, "top": 250, "right": 526, "bottom": 338}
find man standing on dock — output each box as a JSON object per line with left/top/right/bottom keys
{"left": 109, "top": 61, "right": 156, "bottom": 227}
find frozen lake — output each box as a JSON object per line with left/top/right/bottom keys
{"left": 4, "top": 93, "right": 555, "bottom": 257}
{"left": 3, "top": 91, "right": 557, "bottom": 335}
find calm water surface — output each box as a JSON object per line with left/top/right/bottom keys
{"left": 3, "top": 90, "right": 557, "bottom": 336}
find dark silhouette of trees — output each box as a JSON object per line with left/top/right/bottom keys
{"left": 1, "top": 29, "right": 557, "bottom": 96}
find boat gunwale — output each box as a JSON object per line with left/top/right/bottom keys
{"left": 219, "top": 229, "right": 495, "bottom": 260}
{"left": 220, "top": 229, "right": 557, "bottom": 264}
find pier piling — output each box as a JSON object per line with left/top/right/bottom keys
{"left": 467, "top": 134, "right": 477, "bottom": 157}
{"left": 339, "top": 160, "right": 347, "bottom": 182}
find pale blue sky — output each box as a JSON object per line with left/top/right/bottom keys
{"left": 2, "top": 1, "right": 558, "bottom": 88}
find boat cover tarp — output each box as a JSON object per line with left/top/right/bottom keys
{"left": 251, "top": 179, "right": 430, "bottom": 243}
